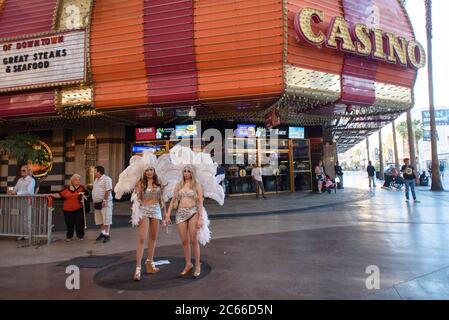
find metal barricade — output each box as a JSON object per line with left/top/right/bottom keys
{"left": 0, "top": 195, "right": 54, "bottom": 246}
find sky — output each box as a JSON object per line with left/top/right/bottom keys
{"left": 343, "top": 0, "right": 449, "bottom": 156}
{"left": 406, "top": 0, "right": 449, "bottom": 111}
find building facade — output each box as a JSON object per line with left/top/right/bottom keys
{"left": 0, "top": 0, "right": 425, "bottom": 194}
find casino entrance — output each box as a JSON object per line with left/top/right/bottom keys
{"left": 129, "top": 123, "right": 316, "bottom": 195}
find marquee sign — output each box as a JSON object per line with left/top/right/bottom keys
{"left": 0, "top": 29, "right": 87, "bottom": 92}
{"left": 294, "top": 7, "right": 426, "bottom": 69}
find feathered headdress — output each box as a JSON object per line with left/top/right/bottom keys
{"left": 156, "top": 144, "right": 225, "bottom": 205}
{"left": 114, "top": 148, "right": 158, "bottom": 200}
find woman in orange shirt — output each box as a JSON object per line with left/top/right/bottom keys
{"left": 51, "top": 174, "right": 89, "bottom": 241}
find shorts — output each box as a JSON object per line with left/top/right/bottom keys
{"left": 94, "top": 200, "right": 113, "bottom": 225}
{"left": 176, "top": 207, "right": 198, "bottom": 224}
{"left": 140, "top": 203, "right": 162, "bottom": 220}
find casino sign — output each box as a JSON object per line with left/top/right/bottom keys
{"left": 294, "top": 7, "right": 426, "bottom": 69}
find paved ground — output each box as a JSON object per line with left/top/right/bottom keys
{"left": 1, "top": 172, "right": 449, "bottom": 299}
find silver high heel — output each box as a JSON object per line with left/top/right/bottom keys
{"left": 133, "top": 266, "right": 141, "bottom": 281}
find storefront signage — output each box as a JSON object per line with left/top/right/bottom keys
{"left": 0, "top": 30, "right": 87, "bottom": 92}
{"left": 30, "top": 141, "right": 53, "bottom": 178}
{"left": 423, "top": 129, "right": 439, "bottom": 142}
{"left": 135, "top": 127, "right": 156, "bottom": 141}
{"left": 422, "top": 109, "right": 449, "bottom": 126}
{"left": 256, "top": 127, "right": 287, "bottom": 137}
{"left": 156, "top": 127, "right": 175, "bottom": 140}
{"left": 294, "top": 7, "right": 426, "bottom": 69}
{"left": 132, "top": 145, "right": 161, "bottom": 153}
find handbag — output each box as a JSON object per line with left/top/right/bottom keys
{"left": 94, "top": 202, "right": 103, "bottom": 210}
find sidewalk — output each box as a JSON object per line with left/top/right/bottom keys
{"left": 48, "top": 188, "right": 373, "bottom": 231}
{"left": 1, "top": 187, "right": 372, "bottom": 269}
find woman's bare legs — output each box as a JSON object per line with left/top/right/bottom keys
{"left": 135, "top": 217, "right": 149, "bottom": 267}
{"left": 187, "top": 213, "right": 201, "bottom": 274}
{"left": 318, "top": 181, "right": 323, "bottom": 193}
{"left": 146, "top": 218, "right": 160, "bottom": 262}
{"left": 177, "top": 221, "right": 192, "bottom": 272}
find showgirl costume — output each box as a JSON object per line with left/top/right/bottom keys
{"left": 139, "top": 186, "right": 163, "bottom": 220}
{"left": 114, "top": 145, "right": 225, "bottom": 245}
{"left": 156, "top": 145, "right": 225, "bottom": 245}
{"left": 114, "top": 149, "right": 163, "bottom": 226}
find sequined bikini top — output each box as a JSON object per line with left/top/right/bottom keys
{"left": 177, "top": 189, "right": 196, "bottom": 199}
{"left": 143, "top": 186, "right": 161, "bottom": 201}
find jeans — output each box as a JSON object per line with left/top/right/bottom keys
{"left": 368, "top": 176, "right": 376, "bottom": 187}
{"left": 254, "top": 180, "right": 265, "bottom": 197}
{"left": 337, "top": 174, "right": 343, "bottom": 188}
{"left": 404, "top": 179, "right": 417, "bottom": 200}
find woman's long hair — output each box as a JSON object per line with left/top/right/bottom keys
{"left": 138, "top": 167, "right": 162, "bottom": 202}
{"left": 173, "top": 165, "right": 199, "bottom": 198}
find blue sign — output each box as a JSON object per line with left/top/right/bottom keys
{"left": 288, "top": 126, "right": 305, "bottom": 139}
{"left": 422, "top": 109, "right": 449, "bottom": 126}
{"left": 423, "top": 130, "right": 439, "bottom": 142}
{"left": 132, "top": 145, "right": 160, "bottom": 153}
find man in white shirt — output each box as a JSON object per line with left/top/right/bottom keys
{"left": 92, "top": 166, "right": 113, "bottom": 243}
{"left": 251, "top": 164, "right": 266, "bottom": 199}
{"left": 7, "top": 165, "right": 35, "bottom": 195}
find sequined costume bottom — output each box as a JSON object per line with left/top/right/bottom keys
{"left": 140, "top": 203, "right": 162, "bottom": 220}
{"left": 176, "top": 206, "right": 198, "bottom": 224}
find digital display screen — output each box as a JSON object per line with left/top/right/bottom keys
{"left": 289, "top": 127, "right": 305, "bottom": 139}
{"left": 135, "top": 127, "right": 156, "bottom": 141}
{"left": 236, "top": 124, "right": 256, "bottom": 138}
{"left": 175, "top": 124, "right": 198, "bottom": 138}
{"left": 156, "top": 127, "right": 175, "bottom": 140}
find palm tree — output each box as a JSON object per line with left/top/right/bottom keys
{"left": 392, "top": 120, "right": 399, "bottom": 165}
{"left": 0, "top": 133, "right": 50, "bottom": 176}
{"left": 425, "top": 0, "right": 443, "bottom": 190}
{"left": 396, "top": 120, "right": 423, "bottom": 160}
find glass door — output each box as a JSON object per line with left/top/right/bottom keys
{"left": 292, "top": 139, "right": 312, "bottom": 191}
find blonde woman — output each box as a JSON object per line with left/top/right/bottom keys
{"left": 132, "top": 166, "right": 166, "bottom": 281}
{"left": 164, "top": 165, "right": 204, "bottom": 278}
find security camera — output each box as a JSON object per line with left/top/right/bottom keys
{"left": 188, "top": 106, "right": 196, "bottom": 118}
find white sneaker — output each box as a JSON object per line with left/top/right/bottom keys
{"left": 405, "top": 199, "right": 410, "bottom": 202}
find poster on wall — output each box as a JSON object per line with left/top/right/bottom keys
{"left": 0, "top": 30, "right": 87, "bottom": 92}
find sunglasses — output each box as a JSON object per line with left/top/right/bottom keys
{"left": 183, "top": 170, "right": 191, "bottom": 173}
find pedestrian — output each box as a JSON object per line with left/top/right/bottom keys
{"left": 314, "top": 160, "right": 325, "bottom": 193}
{"left": 7, "top": 165, "right": 35, "bottom": 241}
{"left": 49, "top": 174, "right": 88, "bottom": 241}
{"left": 335, "top": 161, "right": 344, "bottom": 189}
{"left": 251, "top": 164, "right": 266, "bottom": 198}
{"left": 439, "top": 162, "right": 445, "bottom": 180}
{"left": 7, "top": 165, "right": 35, "bottom": 195}
{"left": 401, "top": 158, "right": 420, "bottom": 203}
{"left": 92, "top": 166, "right": 114, "bottom": 243}
{"left": 367, "top": 161, "right": 376, "bottom": 188}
